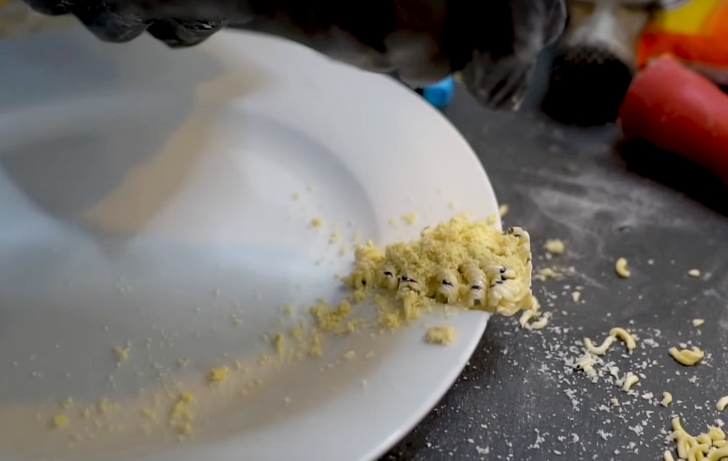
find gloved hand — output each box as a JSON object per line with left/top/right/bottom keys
{"left": 21, "top": 0, "right": 566, "bottom": 110}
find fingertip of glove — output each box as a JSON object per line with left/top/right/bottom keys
{"left": 147, "top": 18, "right": 227, "bottom": 48}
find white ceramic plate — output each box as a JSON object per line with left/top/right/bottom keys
{"left": 0, "top": 27, "right": 499, "bottom": 461}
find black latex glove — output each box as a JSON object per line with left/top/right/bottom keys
{"left": 22, "top": 0, "right": 566, "bottom": 110}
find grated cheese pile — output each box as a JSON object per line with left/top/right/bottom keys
{"left": 347, "top": 213, "right": 534, "bottom": 320}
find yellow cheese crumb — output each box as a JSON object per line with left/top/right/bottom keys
{"left": 141, "top": 408, "right": 157, "bottom": 420}
{"left": 169, "top": 392, "right": 195, "bottom": 435}
{"left": 688, "top": 268, "right": 701, "bottom": 278}
{"left": 402, "top": 213, "right": 417, "bottom": 225}
{"left": 177, "top": 358, "right": 190, "bottom": 368}
{"left": 310, "top": 300, "right": 352, "bottom": 333}
{"left": 61, "top": 397, "right": 74, "bottom": 409}
{"left": 307, "top": 184, "right": 315, "bottom": 192}
{"left": 343, "top": 350, "right": 356, "bottom": 360}
{"left": 661, "top": 391, "right": 673, "bottom": 407}
{"left": 425, "top": 325, "right": 456, "bottom": 345}
{"left": 309, "top": 330, "right": 324, "bottom": 357}
{"left": 231, "top": 314, "right": 243, "bottom": 326}
{"left": 310, "top": 218, "right": 323, "bottom": 229}
{"left": 292, "top": 192, "right": 300, "bottom": 200}
{"left": 519, "top": 309, "right": 538, "bottom": 329}
{"left": 291, "top": 325, "right": 304, "bottom": 340}
{"left": 329, "top": 229, "right": 340, "bottom": 244}
{"left": 498, "top": 204, "right": 509, "bottom": 218}
{"left": 620, "top": 372, "right": 639, "bottom": 391}
{"left": 448, "top": 201, "right": 457, "bottom": 210}
{"left": 388, "top": 218, "right": 398, "bottom": 227}
{"left": 273, "top": 334, "right": 286, "bottom": 358}
{"left": 282, "top": 304, "right": 293, "bottom": 315}
{"left": 609, "top": 327, "right": 637, "bottom": 351}
{"left": 208, "top": 366, "right": 230, "bottom": 383}
{"left": 544, "top": 239, "right": 565, "bottom": 255}
{"left": 526, "top": 313, "right": 550, "bottom": 330}
{"left": 717, "top": 396, "right": 728, "bottom": 412}
{"left": 347, "top": 214, "right": 533, "bottom": 320}
{"left": 98, "top": 397, "right": 117, "bottom": 414}
{"left": 667, "top": 417, "right": 727, "bottom": 461}
{"left": 535, "top": 267, "right": 560, "bottom": 281}
{"left": 574, "top": 354, "right": 596, "bottom": 376}
{"left": 615, "top": 257, "right": 630, "bottom": 278}
{"left": 339, "top": 245, "right": 348, "bottom": 256}
{"left": 693, "top": 318, "right": 705, "bottom": 327}
{"left": 669, "top": 346, "right": 704, "bottom": 366}
{"left": 113, "top": 346, "right": 130, "bottom": 364}
{"left": 583, "top": 335, "right": 615, "bottom": 355}
{"left": 51, "top": 414, "right": 69, "bottom": 428}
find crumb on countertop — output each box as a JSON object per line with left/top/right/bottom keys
{"left": 615, "top": 257, "right": 630, "bottom": 278}
{"left": 544, "top": 239, "right": 565, "bottom": 255}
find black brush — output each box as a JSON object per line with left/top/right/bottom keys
{"left": 542, "top": 0, "right": 649, "bottom": 126}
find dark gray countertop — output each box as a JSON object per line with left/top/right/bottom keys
{"left": 380, "top": 83, "right": 728, "bottom": 460}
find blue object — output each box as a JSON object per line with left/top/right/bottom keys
{"left": 422, "top": 76, "right": 455, "bottom": 108}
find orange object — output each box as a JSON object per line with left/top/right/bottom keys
{"left": 637, "top": 0, "right": 728, "bottom": 80}
{"left": 619, "top": 55, "right": 728, "bottom": 183}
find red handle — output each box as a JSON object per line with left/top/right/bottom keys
{"left": 619, "top": 54, "right": 728, "bottom": 183}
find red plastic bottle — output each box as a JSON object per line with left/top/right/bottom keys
{"left": 619, "top": 54, "right": 728, "bottom": 183}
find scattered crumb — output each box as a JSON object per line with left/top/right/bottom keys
{"left": 610, "top": 327, "right": 637, "bottom": 350}
{"left": 661, "top": 392, "right": 673, "bottom": 407}
{"left": 544, "top": 239, "right": 565, "bottom": 255}
{"left": 113, "top": 345, "right": 130, "bottom": 364}
{"left": 571, "top": 291, "right": 581, "bottom": 303}
{"left": 615, "top": 257, "right": 630, "bottom": 278}
{"left": 310, "top": 218, "right": 323, "bottom": 228}
{"left": 388, "top": 218, "right": 398, "bottom": 227}
{"left": 717, "top": 396, "right": 728, "bottom": 412}
{"left": 343, "top": 350, "right": 356, "bottom": 360}
{"left": 231, "top": 314, "right": 243, "bottom": 326}
{"left": 51, "top": 414, "right": 69, "bottom": 429}
{"left": 688, "top": 269, "right": 701, "bottom": 278}
{"left": 448, "top": 201, "right": 457, "bottom": 210}
{"left": 535, "top": 267, "right": 560, "bottom": 281}
{"left": 692, "top": 318, "right": 705, "bottom": 327}
{"left": 669, "top": 346, "right": 704, "bottom": 366}
{"left": 425, "top": 325, "right": 456, "bottom": 345}
{"left": 583, "top": 335, "right": 615, "bottom": 355}
{"left": 402, "top": 213, "right": 417, "bottom": 225}
{"left": 292, "top": 192, "right": 300, "bottom": 200}
{"left": 273, "top": 334, "right": 286, "bottom": 357}
{"left": 208, "top": 366, "right": 230, "bottom": 383}
{"left": 621, "top": 372, "right": 639, "bottom": 391}
{"left": 329, "top": 229, "right": 340, "bottom": 244}
{"left": 498, "top": 204, "right": 509, "bottom": 218}
{"left": 526, "top": 313, "right": 551, "bottom": 331}
{"left": 282, "top": 304, "right": 293, "bottom": 315}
